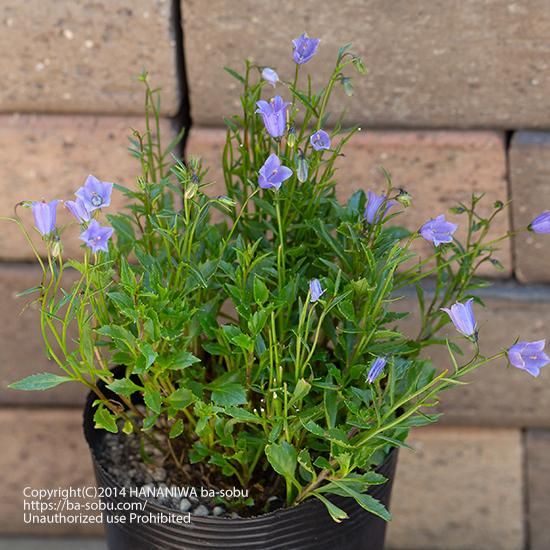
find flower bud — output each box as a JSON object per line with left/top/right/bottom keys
{"left": 341, "top": 77, "right": 353, "bottom": 97}
{"left": 51, "top": 238, "right": 62, "bottom": 258}
{"left": 295, "top": 151, "right": 309, "bottom": 183}
{"left": 185, "top": 182, "right": 198, "bottom": 200}
{"left": 286, "top": 126, "right": 297, "bottom": 149}
{"left": 216, "top": 195, "right": 236, "bottom": 209}
{"left": 396, "top": 189, "right": 412, "bottom": 208}
{"left": 352, "top": 56, "right": 367, "bottom": 75}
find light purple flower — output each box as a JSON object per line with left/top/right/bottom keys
{"left": 255, "top": 96, "right": 290, "bottom": 138}
{"left": 75, "top": 175, "right": 113, "bottom": 212}
{"left": 79, "top": 220, "right": 114, "bottom": 253}
{"left": 262, "top": 67, "right": 279, "bottom": 87}
{"left": 529, "top": 211, "right": 550, "bottom": 234}
{"left": 508, "top": 340, "right": 549, "bottom": 377}
{"left": 309, "top": 279, "right": 325, "bottom": 303}
{"left": 420, "top": 215, "right": 458, "bottom": 246}
{"left": 258, "top": 154, "right": 293, "bottom": 190}
{"left": 364, "top": 191, "right": 394, "bottom": 224}
{"left": 32, "top": 200, "right": 59, "bottom": 236}
{"left": 292, "top": 33, "right": 320, "bottom": 65}
{"left": 310, "top": 130, "right": 331, "bottom": 151}
{"left": 64, "top": 198, "right": 92, "bottom": 223}
{"left": 367, "top": 357, "right": 387, "bottom": 383}
{"left": 441, "top": 299, "right": 477, "bottom": 339}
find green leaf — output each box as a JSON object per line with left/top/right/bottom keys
{"left": 288, "top": 379, "right": 311, "bottom": 408}
{"left": 224, "top": 66, "right": 245, "bottom": 83}
{"left": 337, "top": 300, "right": 356, "bottom": 322}
{"left": 9, "top": 373, "right": 73, "bottom": 391}
{"left": 231, "top": 333, "right": 254, "bottom": 350}
{"left": 144, "top": 387, "right": 162, "bottom": 415}
{"left": 135, "top": 342, "right": 158, "bottom": 374}
{"left": 93, "top": 407, "right": 118, "bottom": 433}
{"left": 253, "top": 276, "right": 269, "bottom": 304}
{"left": 169, "top": 419, "right": 184, "bottom": 439}
{"left": 169, "top": 351, "right": 201, "bottom": 370}
{"left": 331, "top": 480, "right": 391, "bottom": 521}
{"left": 313, "top": 493, "right": 348, "bottom": 522}
{"left": 225, "top": 406, "right": 262, "bottom": 423}
{"left": 106, "top": 378, "right": 142, "bottom": 397}
{"left": 265, "top": 441, "right": 297, "bottom": 480}
{"left": 168, "top": 388, "right": 195, "bottom": 409}
{"left": 211, "top": 383, "right": 247, "bottom": 406}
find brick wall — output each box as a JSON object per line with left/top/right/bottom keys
{"left": 1, "top": 2, "right": 550, "bottom": 548}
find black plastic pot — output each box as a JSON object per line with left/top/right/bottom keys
{"left": 83, "top": 389, "right": 398, "bottom": 550}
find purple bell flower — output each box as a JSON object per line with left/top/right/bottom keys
{"left": 32, "top": 200, "right": 59, "bottom": 236}
{"left": 420, "top": 215, "right": 458, "bottom": 246}
{"left": 441, "top": 299, "right": 477, "bottom": 339}
{"left": 367, "top": 357, "right": 387, "bottom": 383}
{"left": 64, "top": 198, "right": 92, "bottom": 223}
{"left": 508, "top": 340, "right": 549, "bottom": 377}
{"left": 258, "top": 154, "right": 293, "bottom": 190}
{"left": 261, "top": 67, "right": 279, "bottom": 87}
{"left": 75, "top": 175, "right": 113, "bottom": 212}
{"left": 80, "top": 219, "right": 114, "bottom": 253}
{"left": 364, "top": 191, "right": 394, "bottom": 224}
{"left": 310, "top": 130, "right": 331, "bottom": 151}
{"left": 255, "top": 96, "right": 290, "bottom": 138}
{"left": 529, "top": 211, "right": 550, "bottom": 234}
{"left": 309, "top": 279, "right": 325, "bottom": 303}
{"left": 292, "top": 33, "right": 320, "bottom": 65}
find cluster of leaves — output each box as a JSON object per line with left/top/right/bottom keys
{"left": 13, "top": 51, "right": 509, "bottom": 521}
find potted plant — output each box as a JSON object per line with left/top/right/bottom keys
{"left": 6, "top": 33, "right": 549, "bottom": 550}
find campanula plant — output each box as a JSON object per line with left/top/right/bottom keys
{"left": 6, "top": 35, "right": 550, "bottom": 524}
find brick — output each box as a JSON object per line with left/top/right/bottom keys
{"left": 0, "top": 114, "right": 175, "bottom": 260}
{"left": 510, "top": 132, "right": 550, "bottom": 283}
{"left": 0, "top": 264, "right": 86, "bottom": 406}
{"left": 526, "top": 430, "right": 550, "bottom": 550}
{"left": 387, "top": 427, "right": 524, "bottom": 550}
{"left": 0, "top": 409, "right": 100, "bottom": 535}
{"left": 1, "top": 1, "right": 179, "bottom": 114}
{"left": 397, "top": 285, "right": 550, "bottom": 427}
{"left": 182, "top": 0, "right": 550, "bottom": 128}
{"left": 187, "top": 128, "right": 511, "bottom": 275}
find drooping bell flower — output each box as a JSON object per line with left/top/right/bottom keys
{"left": 364, "top": 191, "right": 394, "bottom": 224}
{"left": 367, "top": 357, "right": 387, "bottom": 383}
{"left": 310, "top": 130, "right": 331, "bottom": 151}
{"left": 80, "top": 219, "right": 113, "bottom": 253}
{"left": 292, "top": 33, "right": 320, "bottom": 65}
{"left": 309, "top": 279, "right": 325, "bottom": 303}
{"left": 529, "top": 212, "right": 550, "bottom": 234}
{"left": 64, "top": 198, "right": 92, "bottom": 223}
{"left": 255, "top": 96, "right": 290, "bottom": 138}
{"left": 258, "top": 154, "right": 293, "bottom": 190}
{"left": 261, "top": 67, "right": 279, "bottom": 87}
{"left": 508, "top": 340, "right": 549, "bottom": 377}
{"left": 420, "top": 215, "right": 458, "bottom": 246}
{"left": 441, "top": 299, "right": 477, "bottom": 339}
{"left": 75, "top": 175, "right": 113, "bottom": 212}
{"left": 32, "top": 200, "right": 59, "bottom": 236}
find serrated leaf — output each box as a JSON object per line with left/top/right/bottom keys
{"left": 93, "top": 407, "right": 118, "bottom": 433}
{"left": 331, "top": 480, "right": 391, "bottom": 521}
{"left": 144, "top": 387, "right": 162, "bottom": 415}
{"left": 265, "top": 441, "right": 297, "bottom": 480}
{"left": 313, "top": 493, "right": 348, "bottom": 522}
{"left": 9, "top": 373, "right": 73, "bottom": 391}
{"left": 253, "top": 276, "right": 269, "bottom": 304}
{"left": 168, "top": 388, "right": 195, "bottom": 409}
{"left": 211, "top": 383, "right": 247, "bottom": 406}
{"left": 169, "top": 419, "right": 184, "bottom": 439}
{"left": 289, "top": 379, "right": 311, "bottom": 408}
{"left": 169, "top": 351, "right": 201, "bottom": 370}
{"left": 106, "top": 377, "right": 142, "bottom": 397}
